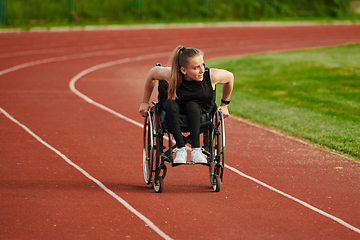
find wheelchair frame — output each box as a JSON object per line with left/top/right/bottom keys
{"left": 142, "top": 65, "right": 225, "bottom": 193}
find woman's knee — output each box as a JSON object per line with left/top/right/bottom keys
{"left": 184, "top": 101, "right": 201, "bottom": 115}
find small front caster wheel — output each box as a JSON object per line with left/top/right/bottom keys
{"left": 212, "top": 174, "right": 221, "bottom": 192}
{"left": 154, "top": 176, "right": 164, "bottom": 193}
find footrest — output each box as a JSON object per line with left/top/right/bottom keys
{"left": 172, "top": 161, "right": 210, "bottom": 167}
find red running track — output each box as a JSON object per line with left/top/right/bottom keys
{"left": 1, "top": 24, "right": 360, "bottom": 239}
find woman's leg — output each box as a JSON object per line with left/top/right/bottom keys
{"left": 183, "top": 101, "right": 202, "bottom": 148}
{"left": 162, "top": 100, "right": 185, "bottom": 148}
{"left": 183, "top": 101, "right": 207, "bottom": 163}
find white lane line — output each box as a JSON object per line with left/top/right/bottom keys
{"left": 70, "top": 56, "right": 360, "bottom": 235}
{"left": 0, "top": 107, "right": 173, "bottom": 240}
{"left": 0, "top": 46, "right": 167, "bottom": 76}
{"left": 225, "top": 164, "right": 360, "bottom": 234}
{"left": 69, "top": 52, "right": 169, "bottom": 128}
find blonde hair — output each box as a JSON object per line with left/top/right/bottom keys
{"left": 168, "top": 45, "right": 204, "bottom": 100}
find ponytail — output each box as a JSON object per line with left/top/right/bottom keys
{"left": 168, "top": 45, "right": 204, "bottom": 100}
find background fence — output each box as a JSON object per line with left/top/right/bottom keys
{"left": 0, "top": 0, "right": 356, "bottom": 26}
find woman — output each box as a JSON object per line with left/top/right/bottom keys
{"left": 139, "top": 45, "right": 234, "bottom": 164}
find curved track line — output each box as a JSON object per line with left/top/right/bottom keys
{"left": 69, "top": 55, "right": 360, "bottom": 235}
{"left": 0, "top": 107, "right": 173, "bottom": 240}
{"left": 69, "top": 53, "right": 169, "bottom": 128}
{"left": 0, "top": 46, "right": 166, "bottom": 76}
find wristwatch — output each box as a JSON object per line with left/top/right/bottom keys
{"left": 221, "top": 99, "right": 230, "bottom": 105}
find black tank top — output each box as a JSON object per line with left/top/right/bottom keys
{"left": 176, "top": 68, "right": 216, "bottom": 112}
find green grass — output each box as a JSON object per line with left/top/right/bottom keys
{"left": 207, "top": 44, "right": 360, "bottom": 160}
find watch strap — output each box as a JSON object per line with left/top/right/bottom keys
{"left": 221, "top": 99, "right": 230, "bottom": 105}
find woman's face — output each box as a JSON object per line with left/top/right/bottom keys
{"left": 181, "top": 54, "right": 205, "bottom": 81}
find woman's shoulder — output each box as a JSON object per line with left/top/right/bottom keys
{"left": 209, "top": 68, "right": 234, "bottom": 84}
{"left": 150, "top": 66, "right": 171, "bottom": 81}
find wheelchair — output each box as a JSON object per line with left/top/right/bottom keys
{"left": 142, "top": 64, "right": 225, "bottom": 193}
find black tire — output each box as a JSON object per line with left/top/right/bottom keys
{"left": 209, "top": 111, "right": 225, "bottom": 189}
{"left": 143, "top": 112, "right": 155, "bottom": 185}
{"left": 217, "top": 111, "right": 225, "bottom": 181}
{"left": 208, "top": 126, "right": 215, "bottom": 186}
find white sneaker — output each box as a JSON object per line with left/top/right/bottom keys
{"left": 173, "top": 147, "right": 187, "bottom": 164}
{"left": 191, "top": 148, "right": 207, "bottom": 164}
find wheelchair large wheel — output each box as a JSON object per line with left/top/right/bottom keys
{"left": 209, "top": 111, "right": 225, "bottom": 192}
{"left": 217, "top": 111, "right": 225, "bottom": 180}
{"left": 143, "top": 111, "right": 155, "bottom": 185}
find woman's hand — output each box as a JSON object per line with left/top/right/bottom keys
{"left": 139, "top": 102, "right": 150, "bottom": 117}
{"left": 218, "top": 105, "right": 230, "bottom": 118}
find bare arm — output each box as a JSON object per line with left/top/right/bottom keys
{"left": 210, "top": 68, "right": 234, "bottom": 118}
{"left": 139, "top": 66, "right": 171, "bottom": 117}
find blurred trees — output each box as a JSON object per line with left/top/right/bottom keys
{"left": 2, "top": 0, "right": 356, "bottom": 26}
